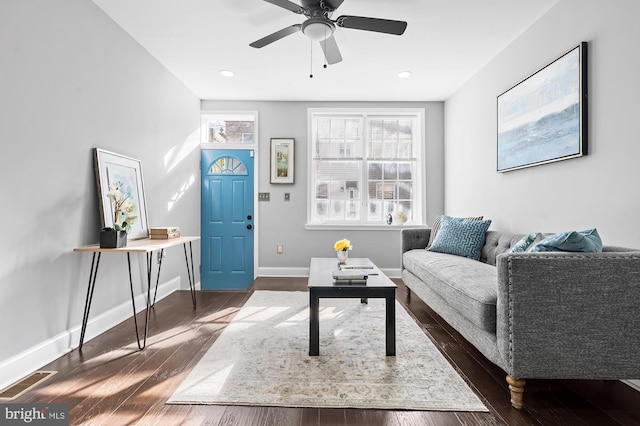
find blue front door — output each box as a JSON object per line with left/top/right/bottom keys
{"left": 201, "top": 149, "right": 254, "bottom": 289}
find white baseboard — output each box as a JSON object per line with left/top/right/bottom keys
{"left": 258, "top": 267, "right": 309, "bottom": 277}
{"left": 0, "top": 277, "right": 180, "bottom": 391}
{"left": 257, "top": 267, "right": 401, "bottom": 279}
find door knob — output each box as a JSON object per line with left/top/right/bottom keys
{"left": 247, "top": 224, "right": 253, "bottom": 230}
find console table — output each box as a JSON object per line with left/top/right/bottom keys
{"left": 73, "top": 236, "right": 199, "bottom": 350}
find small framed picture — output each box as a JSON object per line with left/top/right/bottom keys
{"left": 270, "top": 138, "right": 294, "bottom": 184}
{"left": 94, "top": 148, "right": 149, "bottom": 240}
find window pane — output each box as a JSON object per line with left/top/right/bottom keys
{"left": 383, "top": 163, "right": 397, "bottom": 179}
{"left": 331, "top": 119, "right": 345, "bottom": 140}
{"left": 370, "top": 119, "right": 383, "bottom": 141}
{"left": 398, "top": 162, "right": 412, "bottom": 179}
{"left": 398, "top": 182, "right": 412, "bottom": 199}
{"left": 383, "top": 120, "right": 398, "bottom": 139}
{"left": 346, "top": 119, "right": 360, "bottom": 139}
{"left": 368, "top": 162, "right": 382, "bottom": 179}
{"left": 368, "top": 200, "right": 382, "bottom": 220}
{"left": 398, "top": 141, "right": 412, "bottom": 158}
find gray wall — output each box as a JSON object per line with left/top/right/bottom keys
{"left": 444, "top": 0, "right": 640, "bottom": 247}
{"left": 0, "top": 0, "right": 200, "bottom": 388}
{"left": 201, "top": 100, "right": 444, "bottom": 273}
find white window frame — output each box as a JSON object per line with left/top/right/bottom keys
{"left": 306, "top": 108, "right": 425, "bottom": 230}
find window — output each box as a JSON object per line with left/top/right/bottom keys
{"left": 308, "top": 109, "right": 424, "bottom": 227}
{"left": 201, "top": 113, "right": 255, "bottom": 144}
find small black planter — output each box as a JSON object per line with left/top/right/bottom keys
{"left": 100, "top": 228, "right": 127, "bottom": 248}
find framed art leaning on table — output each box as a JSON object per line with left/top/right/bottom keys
{"left": 94, "top": 148, "right": 150, "bottom": 240}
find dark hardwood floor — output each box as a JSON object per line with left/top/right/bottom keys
{"left": 7, "top": 277, "right": 640, "bottom": 425}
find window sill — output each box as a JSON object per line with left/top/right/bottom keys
{"left": 305, "top": 223, "right": 425, "bottom": 231}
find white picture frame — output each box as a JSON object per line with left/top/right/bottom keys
{"left": 94, "top": 148, "right": 149, "bottom": 240}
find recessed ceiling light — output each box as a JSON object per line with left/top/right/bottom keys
{"left": 397, "top": 71, "right": 412, "bottom": 79}
{"left": 220, "top": 70, "right": 234, "bottom": 77}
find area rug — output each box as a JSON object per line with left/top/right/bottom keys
{"left": 167, "top": 290, "right": 488, "bottom": 411}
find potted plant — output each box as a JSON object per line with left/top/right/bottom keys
{"left": 100, "top": 181, "right": 138, "bottom": 248}
{"left": 334, "top": 238, "right": 353, "bottom": 264}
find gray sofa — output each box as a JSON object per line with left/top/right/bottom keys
{"left": 401, "top": 227, "right": 640, "bottom": 409}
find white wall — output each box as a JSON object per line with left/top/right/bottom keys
{"left": 444, "top": 0, "right": 640, "bottom": 247}
{"left": 201, "top": 100, "right": 444, "bottom": 274}
{"left": 0, "top": 0, "right": 200, "bottom": 389}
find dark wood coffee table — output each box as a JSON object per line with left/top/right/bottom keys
{"left": 308, "top": 257, "right": 397, "bottom": 356}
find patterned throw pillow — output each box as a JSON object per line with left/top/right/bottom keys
{"left": 426, "top": 215, "right": 484, "bottom": 248}
{"left": 529, "top": 229, "right": 602, "bottom": 253}
{"left": 428, "top": 215, "right": 492, "bottom": 260}
{"left": 509, "top": 232, "right": 546, "bottom": 253}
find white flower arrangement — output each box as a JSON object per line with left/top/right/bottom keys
{"left": 106, "top": 181, "right": 138, "bottom": 234}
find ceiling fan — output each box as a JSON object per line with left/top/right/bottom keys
{"left": 249, "top": 0, "right": 408, "bottom": 65}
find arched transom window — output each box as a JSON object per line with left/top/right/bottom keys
{"left": 208, "top": 156, "right": 247, "bottom": 175}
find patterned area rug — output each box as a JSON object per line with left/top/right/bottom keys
{"left": 167, "top": 291, "right": 488, "bottom": 411}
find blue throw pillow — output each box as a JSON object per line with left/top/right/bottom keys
{"left": 529, "top": 228, "right": 603, "bottom": 253}
{"left": 509, "top": 233, "right": 538, "bottom": 253}
{"left": 508, "top": 232, "right": 548, "bottom": 253}
{"left": 428, "top": 215, "right": 492, "bottom": 260}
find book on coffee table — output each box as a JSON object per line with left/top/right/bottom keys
{"left": 339, "top": 264, "right": 374, "bottom": 270}
{"left": 332, "top": 270, "right": 368, "bottom": 285}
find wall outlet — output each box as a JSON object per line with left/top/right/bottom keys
{"left": 258, "top": 192, "right": 270, "bottom": 201}
{"left": 276, "top": 244, "right": 284, "bottom": 254}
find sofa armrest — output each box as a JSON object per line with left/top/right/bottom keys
{"left": 401, "top": 228, "right": 430, "bottom": 254}
{"left": 496, "top": 251, "right": 640, "bottom": 379}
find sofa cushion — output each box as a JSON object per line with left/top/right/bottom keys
{"left": 428, "top": 215, "right": 492, "bottom": 260}
{"left": 530, "top": 229, "right": 603, "bottom": 253}
{"left": 403, "top": 249, "right": 497, "bottom": 332}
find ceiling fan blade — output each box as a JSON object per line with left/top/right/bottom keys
{"left": 336, "top": 15, "right": 407, "bottom": 35}
{"left": 322, "top": 0, "right": 344, "bottom": 10}
{"left": 320, "top": 35, "right": 342, "bottom": 64}
{"left": 250, "top": 25, "right": 302, "bottom": 48}
{"left": 264, "top": 0, "right": 305, "bottom": 14}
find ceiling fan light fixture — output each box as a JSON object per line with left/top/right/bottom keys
{"left": 302, "top": 18, "right": 335, "bottom": 41}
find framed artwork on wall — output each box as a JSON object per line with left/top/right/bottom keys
{"left": 94, "top": 148, "right": 149, "bottom": 240}
{"left": 270, "top": 138, "right": 295, "bottom": 184}
{"left": 497, "top": 42, "right": 588, "bottom": 172}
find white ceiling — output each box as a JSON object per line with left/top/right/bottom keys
{"left": 92, "top": 0, "right": 559, "bottom": 101}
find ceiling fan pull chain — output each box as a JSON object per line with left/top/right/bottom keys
{"left": 323, "top": 25, "right": 328, "bottom": 69}
{"left": 309, "top": 39, "right": 314, "bottom": 78}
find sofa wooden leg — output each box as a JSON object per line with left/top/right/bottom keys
{"left": 506, "top": 375, "right": 526, "bottom": 409}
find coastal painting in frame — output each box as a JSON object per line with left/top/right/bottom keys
{"left": 270, "top": 138, "right": 294, "bottom": 183}
{"left": 497, "top": 42, "right": 588, "bottom": 172}
{"left": 94, "top": 148, "right": 150, "bottom": 240}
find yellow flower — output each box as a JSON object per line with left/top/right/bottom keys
{"left": 334, "top": 239, "right": 353, "bottom": 252}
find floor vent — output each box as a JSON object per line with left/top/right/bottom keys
{"left": 0, "top": 371, "right": 57, "bottom": 400}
